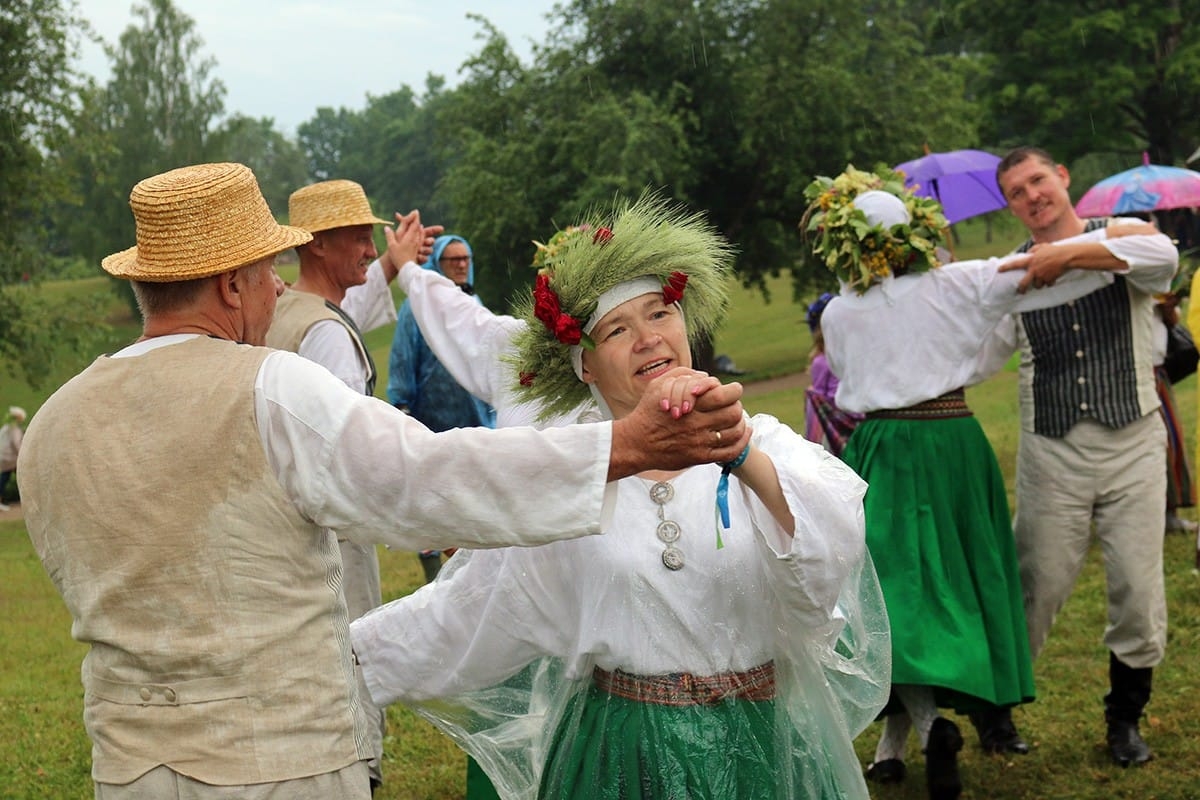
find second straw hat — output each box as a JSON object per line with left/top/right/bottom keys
{"left": 288, "top": 180, "right": 391, "bottom": 234}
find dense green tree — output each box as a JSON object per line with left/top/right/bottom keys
{"left": 435, "top": 0, "right": 982, "bottom": 302}
{"left": 210, "top": 114, "right": 308, "bottom": 213}
{"left": 62, "top": 0, "right": 226, "bottom": 269}
{"left": 0, "top": 0, "right": 108, "bottom": 387}
{"left": 298, "top": 106, "right": 364, "bottom": 185}
{"left": 428, "top": 15, "right": 699, "bottom": 305}
{"left": 0, "top": 0, "right": 85, "bottom": 283}
{"left": 949, "top": 0, "right": 1200, "bottom": 165}
{"left": 280, "top": 1, "right": 990, "bottom": 312}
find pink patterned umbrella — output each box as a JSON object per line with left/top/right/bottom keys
{"left": 1075, "top": 153, "right": 1200, "bottom": 217}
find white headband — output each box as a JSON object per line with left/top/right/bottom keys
{"left": 569, "top": 276, "right": 663, "bottom": 380}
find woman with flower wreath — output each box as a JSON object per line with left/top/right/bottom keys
{"left": 350, "top": 193, "right": 891, "bottom": 800}
{"left": 800, "top": 166, "right": 1158, "bottom": 799}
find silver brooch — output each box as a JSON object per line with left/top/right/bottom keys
{"left": 649, "top": 481, "right": 684, "bottom": 571}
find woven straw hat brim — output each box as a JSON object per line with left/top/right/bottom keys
{"left": 101, "top": 162, "right": 313, "bottom": 283}
{"left": 288, "top": 179, "right": 391, "bottom": 234}
{"left": 299, "top": 213, "right": 392, "bottom": 234}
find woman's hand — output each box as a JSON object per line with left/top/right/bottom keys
{"left": 653, "top": 367, "right": 723, "bottom": 419}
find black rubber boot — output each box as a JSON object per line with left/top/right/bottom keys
{"left": 925, "top": 717, "right": 964, "bottom": 800}
{"left": 865, "top": 758, "right": 907, "bottom": 783}
{"left": 1104, "top": 652, "right": 1154, "bottom": 767}
{"left": 967, "top": 705, "right": 1029, "bottom": 754}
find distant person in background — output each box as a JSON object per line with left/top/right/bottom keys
{"left": 1152, "top": 291, "right": 1197, "bottom": 535}
{"left": 1187, "top": 273, "right": 1200, "bottom": 568}
{"left": 0, "top": 405, "right": 26, "bottom": 510}
{"left": 803, "top": 292, "right": 860, "bottom": 456}
{"left": 388, "top": 234, "right": 496, "bottom": 584}
{"left": 266, "top": 178, "right": 435, "bottom": 795}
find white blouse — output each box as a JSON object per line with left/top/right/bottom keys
{"left": 351, "top": 414, "right": 875, "bottom": 699}
{"left": 822, "top": 228, "right": 1175, "bottom": 413}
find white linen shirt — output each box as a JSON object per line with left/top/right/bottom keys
{"left": 297, "top": 259, "right": 397, "bottom": 394}
{"left": 822, "top": 228, "right": 1173, "bottom": 414}
{"left": 112, "top": 335, "right": 616, "bottom": 549}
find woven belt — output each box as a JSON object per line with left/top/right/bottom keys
{"left": 866, "top": 388, "right": 972, "bottom": 420}
{"left": 592, "top": 663, "right": 775, "bottom": 706}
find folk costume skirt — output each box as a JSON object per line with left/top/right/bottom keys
{"left": 841, "top": 404, "right": 1035, "bottom": 713}
{"left": 537, "top": 665, "right": 845, "bottom": 800}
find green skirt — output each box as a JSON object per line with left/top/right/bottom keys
{"left": 841, "top": 415, "right": 1035, "bottom": 711}
{"left": 538, "top": 682, "right": 847, "bottom": 800}
{"left": 466, "top": 756, "right": 501, "bottom": 800}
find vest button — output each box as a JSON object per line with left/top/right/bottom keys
{"left": 1080, "top": 402, "right": 1090, "bottom": 411}
{"left": 1072, "top": 323, "right": 1081, "bottom": 332}
{"left": 1077, "top": 376, "right": 1086, "bottom": 384}
{"left": 1075, "top": 350, "right": 1084, "bottom": 358}
{"left": 139, "top": 687, "right": 152, "bottom": 702}
{"left": 164, "top": 688, "right": 177, "bottom": 703}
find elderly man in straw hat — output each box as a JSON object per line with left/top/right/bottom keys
{"left": 266, "top": 178, "right": 430, "bottom": 791}
{"left": 17, "top": 162, "right": 751, "bottom": 799}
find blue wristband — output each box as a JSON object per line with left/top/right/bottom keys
{"left": 721, "top": 444, "right": 752, "bottom": 475}
{"left": 715, "top": 444, "right": 752, "bottom": 532}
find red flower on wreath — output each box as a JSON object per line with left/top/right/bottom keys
{"left": 533, "top": 273, "right": 584, "bottom": 346}
{"left": 662, "top": 271, "right": 688, "bottom": 305}
{"left": 592, "top": 226, "right": 613, "bottom": 245}
{"left": 519, "top": 372, "right": 536, "bottom": 387}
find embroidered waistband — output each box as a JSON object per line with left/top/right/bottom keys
{"left": 592, "top": 662, "right": 776, "bottom": 706}
{"left": 866, "top": 388, "right": 972, "bottom": 420}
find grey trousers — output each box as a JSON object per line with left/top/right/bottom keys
{"left": 1014, "top": 413, "right": 1168, "bottom": 669}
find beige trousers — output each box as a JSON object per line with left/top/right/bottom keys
{"left": 1014, "top": 413, "right": 1167, "bottom": 669}
{"left": 94, "top": 761, "right": 370, "bottom": 799}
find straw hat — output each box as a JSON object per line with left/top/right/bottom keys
{"left": 288, "top": 180, "right": 391, "bottom": 234}
{"left": 102, "top": 163, "right": 312, "bottom": 283}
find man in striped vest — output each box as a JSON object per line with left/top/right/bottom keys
{"left": 976, "top": 146, "right": 1178, "bottom": 767}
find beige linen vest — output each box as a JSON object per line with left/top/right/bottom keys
{"left": 267, "top": 288, "right": 377, "bottom": 396}
{"left": 266, "top": 288, "right": 343, "bottom": 352}
{"left": 20, "top": 337, "right": 370, "bottom": 785}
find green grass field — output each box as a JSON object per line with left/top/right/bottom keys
{"left": 4, "top": 218, "right": 1200, "bottom": 798}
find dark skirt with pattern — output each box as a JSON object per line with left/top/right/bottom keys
{"left": 841, "top": 413, "right": 1035, "bottom": 712}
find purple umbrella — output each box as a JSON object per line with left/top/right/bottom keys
{"left": 1075, "top": 153, "right": 1200, "bottom": 217}
{"left": 893, "top": 149, "right": 1007, "bottom": 224}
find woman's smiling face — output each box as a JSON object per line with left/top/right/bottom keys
{"left": 580, "top": 292, "right": 691, "bottom": 419}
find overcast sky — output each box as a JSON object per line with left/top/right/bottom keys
{"left": 75, "top": 0, "right": 559, "bottom": 136}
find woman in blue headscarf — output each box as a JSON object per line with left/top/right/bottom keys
{"left": 388, "top": 234, "right": 496, "bottom": 432}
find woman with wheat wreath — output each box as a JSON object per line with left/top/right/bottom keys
{"left": 351, "top": 193, "right": 890, "bottom": 799}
